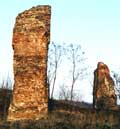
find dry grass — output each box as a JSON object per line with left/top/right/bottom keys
{"left": 0, "top": 83, "right": 120, "bottom": 129}
{"left": 0, "top": 111, "right": 119, "bottom": 129}
{"left": 0, "top": 79, "right": 12, "bottom": 121}
{"left": 0, "top": 100, "right": 120, "bottom": 129}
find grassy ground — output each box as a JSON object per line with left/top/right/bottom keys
{"left": 0, "top": 86, "right": 120, "bottom": 129}
{"left": 0, "top": 111, "right": 120, "bottom": 129}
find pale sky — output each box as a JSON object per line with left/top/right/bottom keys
{"left": 0, "top": 0, "right": 120, "bottom": 102}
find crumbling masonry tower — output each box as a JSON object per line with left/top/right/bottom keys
{"left": 8, "top": 5, "right": 51, "bottom": 120}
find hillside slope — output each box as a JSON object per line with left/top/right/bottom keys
{"left": 0, "top": 99, "right": 120, "bottom": 129}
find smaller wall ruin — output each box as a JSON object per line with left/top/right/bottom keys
{"left": 93, "top": 62, "right": 117, "bottom": 110}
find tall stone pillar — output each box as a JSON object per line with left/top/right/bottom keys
{"left": 8, "top": 5, "right": 51, "bottom": 120}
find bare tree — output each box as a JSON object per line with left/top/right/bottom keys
{"left": 59, "top": 84, "right": 82, "bottom": 102}
{"left": 47, "top": 42, "right": 62, "bottom": 99}
{"left": 47, "top": 42, "right": 87, "bottom": 101}
{"left": 59, "top": 85, "right": 70, "bottom": 101}
{"left": 0, "top": 76, "right": 12, "bottom": 120}
{"left": 67, "top": 44, "right": 87, "bottom": 101}
{"left": 113, "top": 72, "right": 120, "bottom": 100}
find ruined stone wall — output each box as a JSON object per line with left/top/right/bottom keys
{"left": 93, "top": 62, "right": 117, "bottom": 110}
{"left": 8, "top": 5, "right": 51, "bottom": 120}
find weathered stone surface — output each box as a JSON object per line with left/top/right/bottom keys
{"left": 8, "top": 5, "right": 51, "bottom": 120}
{"left": 93, "top": 62, "right": 117, "bottom": 110}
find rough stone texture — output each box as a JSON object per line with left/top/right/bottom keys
{"left": 93, "top": 62, "right": 117, "bottom": 110}
{"left": 8, "top": 5, "right": 51, "bottom": 120}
